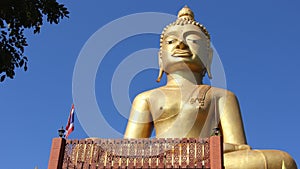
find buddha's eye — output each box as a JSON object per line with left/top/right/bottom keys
{"left": 166, "top": 39, "right": 175, "bottom": 44}
{"left": 187, "top": 39, "right": 201, "bottom": 44}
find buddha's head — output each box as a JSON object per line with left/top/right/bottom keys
{"left": 157, "top": 6, "right": 213, "bottom": 82}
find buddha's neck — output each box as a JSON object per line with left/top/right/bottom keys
{"left": 166, "top": 71, "right": 203, "bottom": 87}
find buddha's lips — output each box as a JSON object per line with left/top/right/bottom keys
{"left": 172, "top": 50, "right": 192, "bottom": 57}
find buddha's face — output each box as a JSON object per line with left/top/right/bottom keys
{"left": 159, "top": 24, "right": 212, "bottom": 75}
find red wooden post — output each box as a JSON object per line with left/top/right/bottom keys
{"left": 48, "top": 138, "right": 66, "bottom": 169}
{"left": 209, "top": 136, "right": 224, "bottom": 169}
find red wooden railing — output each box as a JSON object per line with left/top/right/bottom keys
{"left": 48, "top": 136, "right": 223, "bottom": 169}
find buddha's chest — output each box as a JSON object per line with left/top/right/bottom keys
{"left": 148, "top": 88, "right": 211, "bottom": 123}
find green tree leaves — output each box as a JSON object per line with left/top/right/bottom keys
{"left": 0, "top": 0, "right": 69, "bottom": 82}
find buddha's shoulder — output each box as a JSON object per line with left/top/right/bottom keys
{"left": 133, "top": 86, "right": 172, "bottom": 100}
{"left": 208, "top": 86, "right": 237, "bottom": 98}
{"left": 133, "top": 88, "right": 160, "bottom": 100}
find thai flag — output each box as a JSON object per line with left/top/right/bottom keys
{"left": 65, "top": 104, "right": 75, "bottom": 139}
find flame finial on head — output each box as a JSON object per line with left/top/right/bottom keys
{"left": 177, "top": 5, "right": 195, "bottom": 21}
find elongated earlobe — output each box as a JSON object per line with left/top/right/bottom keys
{"left": 157, "top": 51, "right": 164, "bottom": 83}
{"left": 156, "top": 68, "right": 164, "bottom": 82}
{"left": 206, "top": 47, "right": 213, "bottom": 79}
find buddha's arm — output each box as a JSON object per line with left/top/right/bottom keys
{"left": 124, "top": 93, "right": 153, "bottom": 138}
{"left": 218, "top": 91, "right": 250, "bottom": 153}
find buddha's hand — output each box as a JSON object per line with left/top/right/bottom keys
{"left": 224, "top": 143, "right": 252, "bottom": 153}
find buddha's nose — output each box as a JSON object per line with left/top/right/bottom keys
{"left": 177, "top": 41, "right": 188, "bottom": 49}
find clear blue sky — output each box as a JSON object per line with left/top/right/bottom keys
{"left": 1, "top": 0, "right": 299, "bottom": 168}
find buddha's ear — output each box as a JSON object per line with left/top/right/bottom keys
{"left": 206, "top": 47, "right": 213, "bottom": 79}
{"left": 156, "top": 51, "right": 164, "bottom": 82}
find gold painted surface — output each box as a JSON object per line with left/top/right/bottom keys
{"left": 124, "top": 6, "right": 297, "bottom": 169}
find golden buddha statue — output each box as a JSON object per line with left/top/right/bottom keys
{"left": 124, "top": 6, "right": 297, "bottom": 169}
